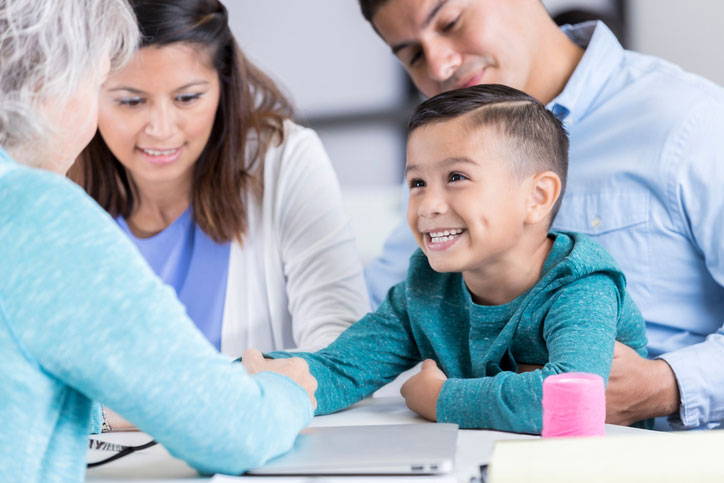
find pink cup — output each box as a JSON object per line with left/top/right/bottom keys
{"left": 542, "top": 372, "right": 605, "bottom": 438}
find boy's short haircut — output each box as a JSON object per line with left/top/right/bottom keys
{"left": 408, "top": 84, "right": 569, "bottom": 222}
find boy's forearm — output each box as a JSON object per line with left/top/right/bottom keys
{"left": 271, "top": 305, "right": 422, "bottom": 415}
{"left": 437, "top": 374, "right": 544, "bottom": 433}
{"left": 266, "top": 349, "right": 384, "bottom": 415}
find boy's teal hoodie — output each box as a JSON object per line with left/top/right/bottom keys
{"left": 271, "top": 231, "right": 648, "bottom": 433}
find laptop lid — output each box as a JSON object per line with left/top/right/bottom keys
{"left": 246, "top": 423, "right": 458, "bottom": 476}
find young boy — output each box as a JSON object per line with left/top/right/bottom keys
{"left": 245, "top": 84, "right": 648, "bottom": 434}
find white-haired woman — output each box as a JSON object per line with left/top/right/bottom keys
{"left": 0, "top": 0, "right": 316, "bottom": 480}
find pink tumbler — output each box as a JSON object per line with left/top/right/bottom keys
{"left": 541, "top": 372, "right": 606, "bottom": 438}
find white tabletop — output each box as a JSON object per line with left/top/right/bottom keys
{"left": 86, "top": 396, "right": 651, "bottom": 482}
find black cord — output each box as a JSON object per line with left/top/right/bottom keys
{"left": 87, "top": 440, "right": 158, "bottom": 468}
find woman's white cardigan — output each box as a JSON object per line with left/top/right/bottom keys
{"left": 220, "top": 121, "right": 370, "bottom": 357}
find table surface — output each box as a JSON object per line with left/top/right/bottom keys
{"left": 86, "top": 396, "right": 653, "bottom": 482}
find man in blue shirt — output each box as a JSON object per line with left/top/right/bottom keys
{"left": 359, "top": 0, "right": 724, "bottom": 430}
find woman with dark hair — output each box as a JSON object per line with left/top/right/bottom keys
{"left": 1, "top": 0, "right": 316, "bottom": 479}
{"left": 71, "top": 0, "right": 369, "bottom": 404}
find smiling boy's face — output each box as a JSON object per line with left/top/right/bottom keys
{"left": 405, "top": 115, "right": 532, "bottom": 275}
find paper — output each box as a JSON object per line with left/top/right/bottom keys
{"left": 488, "top": 429, "right": 724, "bottom": 482}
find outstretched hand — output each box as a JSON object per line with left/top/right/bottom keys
{"left": 400, "top": 359, "right": 447, "bottom": 421}
{"left": 242, "top": 349, "right": 318, "bottom": 410}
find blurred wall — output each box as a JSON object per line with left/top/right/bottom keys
{"left": 227, "top": 1, "right": 409, "bottom": 262}
{"left": 627, "top": 0, "right": 724, "bottom": 85}
{"left": 225, "top": 0, "right": 721, "bottom": 263}
{"left": 226, "top": 0, "right": 407, "bottom": 188}
{"left": 544, "top": 0, "right": 618, "bottom": 17}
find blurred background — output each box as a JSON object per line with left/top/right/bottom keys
{"left": 227, "top": 0, "right": 724, "bottom": 265}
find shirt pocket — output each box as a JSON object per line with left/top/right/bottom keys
{"left": 552, "top": 192, "right": 651, "bottom": 310}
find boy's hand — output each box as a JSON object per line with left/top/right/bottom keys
{"left": 242, "top": 349, "right": 318, "bottom": 410}
{"left": 400, "top": 359, "right": 447, "bottom": 421}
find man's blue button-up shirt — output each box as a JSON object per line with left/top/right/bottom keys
{"left": 365, "top": 21, "right": 724, "bottom": 430}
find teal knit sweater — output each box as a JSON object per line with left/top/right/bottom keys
{"left": 271, "top": 232, "right": 647, "bottom": 433}
{"left": 0, "top": 148, "right": 312, "bottom": 482}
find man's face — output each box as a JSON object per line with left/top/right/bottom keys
{"left": 373, "top": 0, "right": 537, "bottom": 98}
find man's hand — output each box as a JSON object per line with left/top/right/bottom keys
{"left": 606, "top": 341, "right": 680, "bottom": 425}
{"left": 242, "top": 349, "right": 318, "bottom": 410}
{"left": 400, "top": 359, "right": 447, "bottom": 421}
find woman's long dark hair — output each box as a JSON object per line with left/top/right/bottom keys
{"left": 69, "top": 0, "right": 292, "bottom": 243}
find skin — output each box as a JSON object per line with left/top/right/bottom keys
{"left": 99, "top": 43, "right": 221, "bottom": 430}
{"left": 372, "top": 0, "right": 680, "bottom": 424}
{"left": 604, "top": 343, "right": 680, "bottom": 425}
{"left": 98, "top": 43, "right": 320, "bottom": 431}
{"left": 405, "top": 116, "right": 560, "bottom": 306}
{"left": 243, "top": 349, "right": 318, "bottom": 411}
{"left": 97, "top": 43, "right": 221, "bottom": 237}
{"left": 372, "top": 0, "right": 584, "bottom": 103}
{"left": 38, "top": 55, "right": 110, "bottom": 174}
{"left": 12, "top": 43, "right": 318, "bottom": 435}
{"left": 518, "top": 347, "right": 680, "bottom": 425}
{"left": 242, "top": 116, "right": 562, "bottom": 421}
{"left": 400, "top": 359, "right": 447, "bottom": 421}
{"left": 401, "top": 116, "right": 560, "bottom": 420}
{"left": 109, "top": 349, "right": 318, "bottom": 431}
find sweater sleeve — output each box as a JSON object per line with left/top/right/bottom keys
{"left": 274, "top": 124, "right": 371, "bottom": 351}
{"left": 1, "top": 170, "right": 312, "bottom": 475}
{"left": 437, "top": 273, "right": 626, "bottom": 433}
{"left": 269, "top": 282, "right": 421, "bottom": 415}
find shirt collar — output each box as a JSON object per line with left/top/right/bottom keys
{"left": 547, "top": 21, "right": 624, "bottom": 125}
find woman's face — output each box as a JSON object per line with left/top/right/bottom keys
{"left": 98, "top": 43, "right": 221, "bottom": 191}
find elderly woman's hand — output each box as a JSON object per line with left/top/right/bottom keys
{"left": 242, "top": 349, "right": 318, "bottom": 410}
{"left": 103, "top": 407, "right": 137, "bottom": 432}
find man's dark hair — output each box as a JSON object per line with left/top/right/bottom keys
{"left": 409, "top": 84, "right": 569, "bottom": 221}
{"left": 358, "top": 0, "right": 388, "bottom": 23}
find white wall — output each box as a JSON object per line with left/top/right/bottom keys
{"left": 226, "top": 1, "right": 409, "bottom": 262}
{"left": 627, "top": 0, "right": 724, "bottom": 86}
{"left": 225, "top": 1, "right": 724, "bottom": 263}
{"left": 227, "top": 1, "right": 408, "bottom": 184}
{"left": 226, "top": 0, "right": 405, "bottom": 117}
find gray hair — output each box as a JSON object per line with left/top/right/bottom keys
{"left": 0, "top": 0, "right": 139, "bottom": 161}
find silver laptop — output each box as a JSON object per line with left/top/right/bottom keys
{"left": 246, "top": 423, "right": 458, "bottom": 476}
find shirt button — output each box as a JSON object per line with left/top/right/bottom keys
{"left": 590, "top": 217, "right": 602, "bottom": 229}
